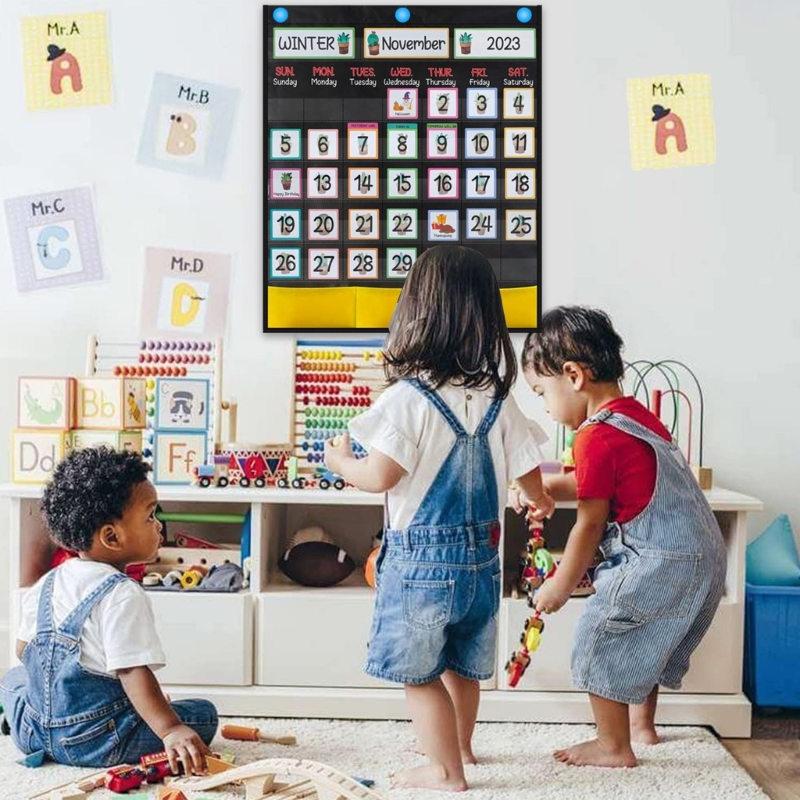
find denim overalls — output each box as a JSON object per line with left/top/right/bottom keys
{"left": 0, "top": 569, "right": 217, "bottom": 767}
{"left": 364, "top": 379, "right": 503, "bottom": 685}
{"left": 571, "top": 409, "right": 727, "bottom": 705}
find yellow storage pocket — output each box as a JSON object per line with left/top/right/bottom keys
{"left": 267, "top": 286, "right": 357, "bottom": 328}
{"left": 355, "top": 286, "right": 402, "bottom": 328}
{"left": 500, "top": 286, "right": 538, "bottom": 328}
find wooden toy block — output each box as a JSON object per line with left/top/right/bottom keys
{"left": 76, "top": 377, "right": 146, "bottom": 430}
{"left": 50, "top": 789, "right": 86, "bottom": 800}
{"left": 69, "top": 428, "right": 143, "bottom": 454}
{"left": 154, "top": 377, "right": 211, "bottom": 432}
{"left": 27, "top": 771, "right": 106, "bottom": 800}
{"left": 152, "top": 431, "right": 208, "bottom": 485}
{"left": 17, "top": 377, "right": 76, "bottom": 429}
{"left": 205, "top": 755, "right": 237, "bottom": 774}
{"left": 11, "top": 429, "right": 70, "bottom": 484}
{"left": 692, "top": 465, "right": 713, "bottom": 490}
{"left": 157, "top": 788, "right": 189, "bottom": 800}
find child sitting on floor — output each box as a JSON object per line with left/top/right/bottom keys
{"left": 0, "top": 447, "right": 217, "bottom": 775}
{"left": 515, "top": 305, "right": 726, "bottom": 768}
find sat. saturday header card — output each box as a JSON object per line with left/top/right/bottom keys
{"left": 137, "top": 72, "right": 239, "bottom": 179}
{"left": 21, "top": 12, "right": 112, "bottom": 111}
{"left": 627, "top": 73, "right": 716, "bottom": 170}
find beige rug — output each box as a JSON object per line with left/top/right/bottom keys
{"left": 0, "top": 718, "right": 767, "bottom": 799}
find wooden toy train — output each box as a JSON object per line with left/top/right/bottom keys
{"left": 193, "top": 444, "right": 346, "bottom": 490}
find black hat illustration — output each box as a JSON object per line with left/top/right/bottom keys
{"left": 651, "top": 104, "right": 671, "bottom": 121}
{"left": 47, "top": 44, "right": 66, "bottom": 61}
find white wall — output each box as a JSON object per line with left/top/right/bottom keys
{"left": 0, "top": 0, "right": 797, "bottom": 665}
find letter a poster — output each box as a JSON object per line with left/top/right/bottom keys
{"left": 265, "top": 5, "right": 541, "bottom": 331}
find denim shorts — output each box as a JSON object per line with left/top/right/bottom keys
{"left": 571, "top": 526, "right": 726, "bottom": 705}
{"left": 364, "top": 524, "right": 501, "bottom": 685}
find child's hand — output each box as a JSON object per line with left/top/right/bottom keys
{"left": 508, "top": 482, "right": 526, "bottom": 514}
{"left": 533, "top": 579, "right": 571, "bottom": 615}
{"left": 162, "top": 724, "right": 210, "bottom": 775}
{"left": 527, "top": 490, "right": 556, "bottom": 522}
{"left": 324, "top": 432, "right": 354, "bottom": 474}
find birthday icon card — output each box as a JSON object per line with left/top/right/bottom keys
{"left": 627, "top": 73, "right": 716, "bottom": 170}
{"left": 21, "top": 12, "right": 112, "bottom": 111}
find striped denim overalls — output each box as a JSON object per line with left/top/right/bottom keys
{"left": 364, "top": 379, "right": 503, "bottom": 685}
{"left": 571, "top": 409, "right": 727, "bottom": 704}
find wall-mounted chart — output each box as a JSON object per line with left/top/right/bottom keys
{"left": 265, "top": 5, "right": 541, "bottom": 331}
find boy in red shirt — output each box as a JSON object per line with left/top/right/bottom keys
{"left": 517, "top": 306, "right": 726, "bottom": 768}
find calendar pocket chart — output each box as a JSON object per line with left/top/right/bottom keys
{"left": 266, "top": 5, "right": 541, "bottom": 331}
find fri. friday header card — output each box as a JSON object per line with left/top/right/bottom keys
{"left": 21, "top": 12, "right": 112, "bottom": 111}
{"left": 265, "top": 5, "right": 541, "bottom": 332}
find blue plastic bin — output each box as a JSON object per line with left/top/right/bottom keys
{"left": 744, "top": 583, "right": 800, "bottom": 708}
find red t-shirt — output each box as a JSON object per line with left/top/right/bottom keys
{"left": 573, "top": 396, "right": 672, "bottom": 523}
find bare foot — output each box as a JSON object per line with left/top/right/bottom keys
{"left": 409, "top": 740, "right": 477, "bottom": 765}
{"left": 553, "top": 738, "right": 637, "bottom": 768}
{"left": 390, "top": 764, "right": 468, "bottom": 791}
{"left": 630, "top": 724, "right": 660, "bottom": 745}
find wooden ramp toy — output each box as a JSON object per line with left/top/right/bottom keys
{"left": 169, "top": 757, "right": 383, "bottom": 800}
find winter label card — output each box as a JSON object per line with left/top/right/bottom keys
{"left": 627, "top": 73, "right": 716, "bottom": 170}
{"left": 140, "top": 247, "right": 232, "bottom": 338}
{"left": 137, "top": 73, "right": 239, "bottom": 179}
{"left": 4, "top": 186, "right": 104, "bottom": 292}
{"left": 20, "top": 11, "right": 112, "bottom": 111}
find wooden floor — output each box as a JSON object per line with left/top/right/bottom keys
{"left": 721, "top": 710, "right": 800, "bottom": 799}
{"left": 722, "top": 739, "right": 800, "bottom": 799}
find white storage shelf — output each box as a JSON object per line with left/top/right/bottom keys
{"left": 0, "top": 484, "right": 762, "bottom": 737}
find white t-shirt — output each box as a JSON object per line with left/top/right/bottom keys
{"left": 350, "top": 380, "right": 547, "bottom": 530}
{"left": 18, "top": 559, "right": 166, "bottom": 677}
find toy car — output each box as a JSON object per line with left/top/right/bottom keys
{"left": 316, "top": 468, "right": 345, "bottom": 491}
{"left": 505, "top": 651, "right": 531, "bottom": 688}
{"left": 105, "top": 764, "right": 146, "bottom": 792}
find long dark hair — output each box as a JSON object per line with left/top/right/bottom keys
{"left": 384, "top": 245, "right": 516, "bottom": 399}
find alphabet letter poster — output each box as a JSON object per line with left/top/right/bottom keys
{"left": 140, "top": 247, "right": 232, "bottom": 338}
{"left": 21, "top": 12, "right": 112, "bottom": 111}
{"left": 265, "top": 5, "right": 541, "bottom": 331}
{"left": 4, "top": 186, "right": 104, "bottom": 292}
{"left": 627, "top": 73, "right": 716, "bottom": 170}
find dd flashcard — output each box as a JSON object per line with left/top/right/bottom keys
{"left": 266, "top": 5, "right": 541, "bottom": 331}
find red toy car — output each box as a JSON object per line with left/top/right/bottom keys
{"left": 104, "top": 764, "right": 146, "bottom": 792}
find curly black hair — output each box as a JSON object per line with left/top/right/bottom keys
{"left": 40, "top": 446, "right": 152, "bottom": 552}
{"left": 521, "top": 305, "right": 625, "bottom": 382}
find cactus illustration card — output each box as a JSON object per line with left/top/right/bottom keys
{"left": 627, "top": 73, "right": 716, "bottom": 170}
{"left": 140, "top": 247, "right": 232, "bottom": 338}
{"left": 21, "top": 12, "right": 112, "bottom": 110}
{"left": 137, "top": 73, "right": 239, "bottom": 179}
{"left": 4, "top": 186, "right": 104, "bottom": 292}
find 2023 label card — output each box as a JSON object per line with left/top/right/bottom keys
{"left": 265, "top": 5, "right": 541, "bottom": 331}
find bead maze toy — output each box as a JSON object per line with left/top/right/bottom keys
{"left": 291, "top": 339, "right": 386, "bottom": 487}
{"left": 623, "top": 359, "right": 712, "bottom": 489}
{"left": 505, "top": 515, "right": 556, "bottom": 688}
{"left": 170, "top": 757, "right": 383, "bottom": 799}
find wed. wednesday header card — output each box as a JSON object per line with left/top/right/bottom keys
{"left": 265, "top": 5, "right": 541, "bottom": 332}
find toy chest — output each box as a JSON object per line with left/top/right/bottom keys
{"left": 744, "top": 583, "right": 800, "bottom": 708}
